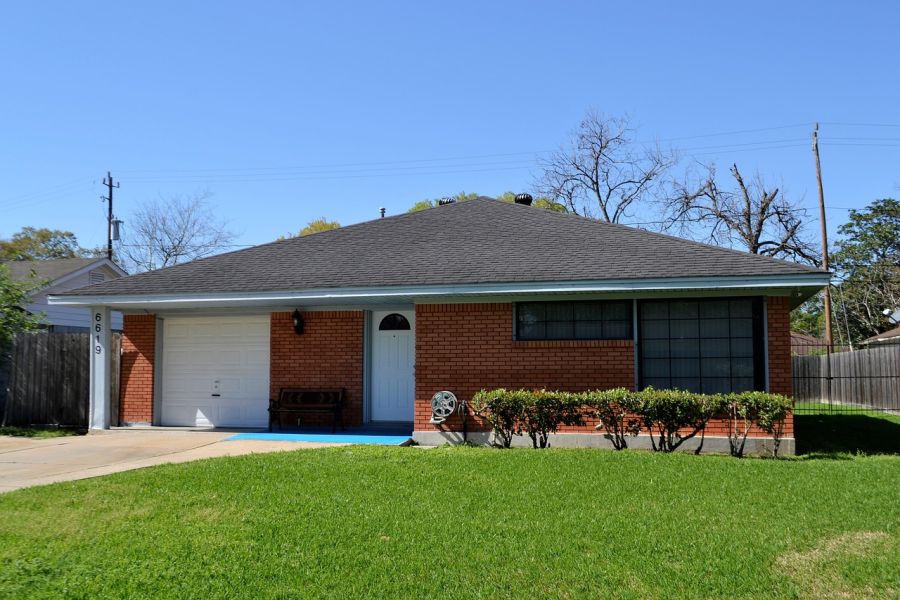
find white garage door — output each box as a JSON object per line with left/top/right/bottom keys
{"left": 161, "top": 315, "right": 270, "bottom": 427}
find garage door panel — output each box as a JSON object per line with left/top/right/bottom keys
{"left": 161, "top": 316, "right": 270, "bottom": 428}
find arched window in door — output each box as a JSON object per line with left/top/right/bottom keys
{"left": 378, "top": 313, "right": 410, "bottom": 331}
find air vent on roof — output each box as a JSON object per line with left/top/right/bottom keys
{"left": 514, "top": 193, "right": 533, "bottom": 206}
{"left": 89, "top": 272, "right": 105, "bottom": 285}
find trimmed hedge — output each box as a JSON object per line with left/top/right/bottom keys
{"left": 471, "top": 388, "right": 792, "bottom": 456}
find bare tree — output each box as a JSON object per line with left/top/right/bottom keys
{"left": 116, "top": 191, "right": 236, "bottom": 273}
{"left": 535, "top": 110, "right": 676, "bottom": 222}
{"left": 665, "top": 163, "right": 818, "bottom": 264}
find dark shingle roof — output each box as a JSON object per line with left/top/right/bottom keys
{"left": 3, "top": 258, "right": 104, "bottom": 284}
{"left": 62, "top": 198, "right": 822, "bottom": 297}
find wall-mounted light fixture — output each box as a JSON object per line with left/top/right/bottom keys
{"left": 292, "top": 309, "right": 304, "bottom": 335}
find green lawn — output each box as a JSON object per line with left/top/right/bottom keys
{"left": 795, "top": 404, "right": 900, "bottom": 456}
{"left": 0, "top": 426, "right": 80, "bottom": 439}
{"left": 1, "top": 447, "right": 898, "bottom": 599}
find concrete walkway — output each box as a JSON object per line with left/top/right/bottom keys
{"left": 0, "top": 429, "right": 335, "bottom": 493}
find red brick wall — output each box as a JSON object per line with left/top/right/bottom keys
{"left": 414, "top": 299, "right": 794, "bottom": 439}
{"left": 119, "top": 314, "right": 155, "bottom": 424}
{"left": 414, "top": 303, "right": 635, "bottom": 433}
{"left": 270, "top": 311, "right": 364, "bottom": 426}
{"left": 766, "top": 295, "right": 794, "bottom": 437}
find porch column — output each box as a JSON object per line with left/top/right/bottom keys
{"left": 88, "top": 306, "right": 112, "bottom": 430}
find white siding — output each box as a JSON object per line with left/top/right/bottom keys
{"left": 28, "top": 264, "right": 124, "bottom": 330}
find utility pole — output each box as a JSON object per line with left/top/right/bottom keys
{"left": 101, "top": 171, "right": 120, "bottom": 260}
{"left": 812, "top": 124, "right": 833, "bottom": 352}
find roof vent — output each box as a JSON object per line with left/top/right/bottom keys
{"left": 438, "top": 197, "right": 456, "bottom": 205}
{"left": 514, "top": 193, "right": 533, "bottom": 206}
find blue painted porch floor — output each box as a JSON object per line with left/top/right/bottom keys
{"left": 224, "top": 425, "right": 412, "bottom": 446}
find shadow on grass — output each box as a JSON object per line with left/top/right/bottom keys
{"left": 795, "top": 412, "right": 900, "bottom": 456}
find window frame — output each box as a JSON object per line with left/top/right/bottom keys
{"left": 636, "top": 297, "right": 766, "bottom": 394}
{"left": 514, "top": 300, "right": 634, "bottom": 341}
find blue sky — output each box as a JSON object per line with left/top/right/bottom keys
{"left": 1, "top": 1, "right": 898, "bottom": 253}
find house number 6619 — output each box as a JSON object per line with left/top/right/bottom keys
{"left": 94, "top": 313, "right": 103, "bottom": 354}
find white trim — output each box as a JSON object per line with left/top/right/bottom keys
{"left": 762, "top": 296, "right": 770, "bottom": 392}
{"left": 362, "top": 310, "right": 373, "bottom": 423}
{"left": 152, "top": 316, "right": 164, "bottom": 426}
{"left": 88, "top": 306, "right": 112, "bottom": 429}
{"left": 46, "top": 258, "right": 127, "bottom": 289}
{"left": 50, "top": 273, "right": 831, "bottom": 308}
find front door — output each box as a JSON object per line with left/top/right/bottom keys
{"left": 371, "top": 310, "right": 415, "bottom": 422}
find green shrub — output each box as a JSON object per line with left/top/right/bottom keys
{"left": 520, "top": 391, "right": 584, "bottom": 449}
{"left": 473, "top": 387, "right": 792, "bottom": 456}
{"left": 725, "top": 392, "right": 793, "bottom": 457}
{"left": 638, "top": 388, "right": 724, "bottom": 453}
{"left": 584, "top": 388, "right": 642, "bottom": 450}
{"left": 472, "top": 389, "right": 584, "bottom": 448}
{"left": 471, "top": 388, "right": 524, "bottom": 448}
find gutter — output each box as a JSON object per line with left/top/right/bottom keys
{"left": 49, "top": 273, "right": 831, "bottom": 308}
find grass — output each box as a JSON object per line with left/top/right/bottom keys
{"left": 0, "top": 426, "right": 80, "bottom": 439}
{"left": 795, "top": 404, "right": 900, "bottom": 456}
{"left": 1, "top": 447, "right": 898, "bottom": 599}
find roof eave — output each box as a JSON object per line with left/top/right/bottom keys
{"left": 49, "top": 273, "right": 831, "bottom": 310}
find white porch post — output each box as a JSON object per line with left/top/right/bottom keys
{"left": 88, "top": 306, "right": 112, "bottom": 430}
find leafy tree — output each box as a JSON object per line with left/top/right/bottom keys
{"left": 790, "top": 292, "right": 827, "bottom": 338}
{"left": 831, "top": 198, "right": 900, "bottom": 341}
{"left": 115, "top": 191, "right": 236, "bottom": 273}
{"left": 407, "top": 192, "right": 480, "bottom": 213}
{"left": 408, "top": 191, "right": 566, "bottom": 213}
{"left": 299, "top": 218, "right": 341, "bottom": 236}
{"left": 494, "top": 191, "right": 567, "bottom": 212}
{"left": 0, "top": 227, "right": 91, "bottom": 261}
{"left": 0, "top": 265, "right": 46, "bottom": 347}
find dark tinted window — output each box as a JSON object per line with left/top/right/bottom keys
{"left": 516, "top": 301, "right": 633, "bottom": 341}
{"left": 379, "top": 313, "right": 410, "bottom": 330}
{"left": 638, "top": 298, "right": 764, "bottom": 393}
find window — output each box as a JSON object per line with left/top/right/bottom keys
{"left": 379, "top": 313, "right": 410, "bottom": 330}
{"left": 516, "top": 300, "right": 632, "bottom": 340}
{"left": 638, "top": 298, "right": 764, "bottom": 394}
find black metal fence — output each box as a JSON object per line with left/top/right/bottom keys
{"left": 792, "top": 340, "right": 900, "bottom": 414}
{"left": 1, "top": 332, "right": 121, "bottom": 428}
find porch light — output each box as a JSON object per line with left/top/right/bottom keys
{"left": 292, "top": 309, "right": 304, "bottom": 335}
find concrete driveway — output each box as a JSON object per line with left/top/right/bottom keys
{"left": 0, "top": 429, "right": 332, "bottom": 493}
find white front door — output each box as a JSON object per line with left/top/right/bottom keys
{"left": 371, "top": 310, "right": 415, "bottom": 422}
{"left": 161, "top": 315, "right": 270, "bottom": 427}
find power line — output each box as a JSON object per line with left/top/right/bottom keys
{"left": 819, "top": 121, "right": 900, "bottom": 128}
{"left": 115, "top": 150, "right": 554, "bottom": 175}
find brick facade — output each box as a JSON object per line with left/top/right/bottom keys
{"left": 414, "top": 299, "right": 794, "bottom": 439}
{"left": 119, "top": 314, "right": 156, "bottom": 424}
{"left": 765, "top": 295, "right": 794, "bottom": 437}
{"left": 414, "top": 303, "right": 635, "bottom": 433}
{"left": 117, "top": 296, "right": 793, "bottom": 439}
{"left": 269, "top": 311, "right": 365, "bottom": 427}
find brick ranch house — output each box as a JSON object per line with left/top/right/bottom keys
{"left": 50, "top": 197, "right": 829, "bottom": 453}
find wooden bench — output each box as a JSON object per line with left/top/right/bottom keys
{"left": 268, "top": 388, "right": 345, "bottom": 433}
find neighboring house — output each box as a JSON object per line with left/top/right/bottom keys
{"left": 790, "top": 331, "right": 847, "bottom": 355}
{"left": 51, "top": 197, "right": 829, "bottom": 452}
{"left": 5, "top": 257, "right": 126, "bottom": 331}
{"left": 860, "top": 325, "right": 900, "bottom": 346}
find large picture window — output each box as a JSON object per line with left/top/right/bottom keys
{"left": 638, "top": 298, "right": 765, "bottom": 394}
{"left": 516, "top": 300, "right": 633, "bottom": 341}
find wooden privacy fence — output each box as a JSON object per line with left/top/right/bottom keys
{"left": 792, "top": 343, "right": 900, "bottom": 412}
{"left": 1, "top": 332, "right": 121, "bottom": 428}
